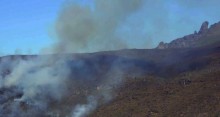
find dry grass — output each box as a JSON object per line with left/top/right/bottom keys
{"left": 91, "top": 63, "right": 220, "bottom": 117}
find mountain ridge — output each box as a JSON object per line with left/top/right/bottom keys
{"left": 157, "top": 20, "right": 220, "bottom": 49}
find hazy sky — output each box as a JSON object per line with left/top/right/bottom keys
{"left": 0, "top": 0, "right": 220, "bottom": 55}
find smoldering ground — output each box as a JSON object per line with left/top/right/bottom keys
{"left": 0, "top": 1, "right": 148, "bottom": 114}
{"left": 0, "top": 52, "right": 152, "bottom": 117}
{"left": 0, "top": 0, "right": 148, "bottom": 116}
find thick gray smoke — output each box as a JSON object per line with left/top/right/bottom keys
{"left": 54, "top": 0, "right": 144, "bottom": 53}
{"left": 0, "top": 0, "right": 145, "bottom": 116}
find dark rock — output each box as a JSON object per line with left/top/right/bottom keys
{"left": 194, "top": 31, "right": 198, "bottom": 34}
{"left": 156, "top": 20, "right": 220, "bottom": 49}
{"left": 198, "top": 21, "right": 209, "bottom": 34}
{"left": 157, "top": 42, "right": 168, "bottom": 49}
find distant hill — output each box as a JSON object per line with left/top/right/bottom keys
{"left": 157, "top": 21, "right": 220, "bottom": 49}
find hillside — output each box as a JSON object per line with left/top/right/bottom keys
{"left": 0, "top": 43, "right": 220, "bottom": 116}
{"left": 91, "top": 46, "right": 220, "bottom": 117}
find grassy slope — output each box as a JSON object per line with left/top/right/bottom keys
{"left": 91, "top": 62, "right": 220, "bottom": 117}
{"left": 90, "top": 44, "right": 220, "bottom": 117}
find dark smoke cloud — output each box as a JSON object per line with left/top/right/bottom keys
{"left": 54, "top": 0, "right": 144, "bottom": 53}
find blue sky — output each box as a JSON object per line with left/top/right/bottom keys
{"left": 0, "top": 0, "right": 220, "bottom": 55}
{"left": 0, "top": 0, "right": 64, "bottom": 55}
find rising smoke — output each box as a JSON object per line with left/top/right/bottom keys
{"left": 54, "top": 0, "right": 144, "bottom": 53}
{"left": 0, "top": 1, "right": 145, "bottom": 117}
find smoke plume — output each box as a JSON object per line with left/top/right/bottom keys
{"left": 54, "top": 0, "right": 144, "bottom": 53}
{"left": 0, "top": 0, "right": 146, "bottom": 117}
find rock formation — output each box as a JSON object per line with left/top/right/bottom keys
{"left": 157, "top": 21, "right": 220, "bottom": 49}
{"left": 198, "top": 21, "right": 209, "bottom": 34}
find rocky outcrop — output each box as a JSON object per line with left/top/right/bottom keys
{"left": 157, "top": 42, "right": 169, "bottom": 49}
{"left": 199, "top": 21, "right": 209, "bottom": 34}
{"left": 157, "top": 21, "right": 220, "bottom": 49}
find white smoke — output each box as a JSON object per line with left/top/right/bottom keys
{"left": 0, "top": 55, "right": 72, "bottom": 117}
{"left": 4, "top": 56, "right": 70, "bottom": 101}
{"left": 0, "top": 54, "right": 129, "bottom": 116}
{"left": 71, "top": 96, "right": 97, "bottom": 117}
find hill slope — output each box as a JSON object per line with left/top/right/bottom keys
{"left": 91, "top": 56, "right": 220, "bottom": 117}
{"left": 1, "top": 43, "right": 220, "bottom": 117}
